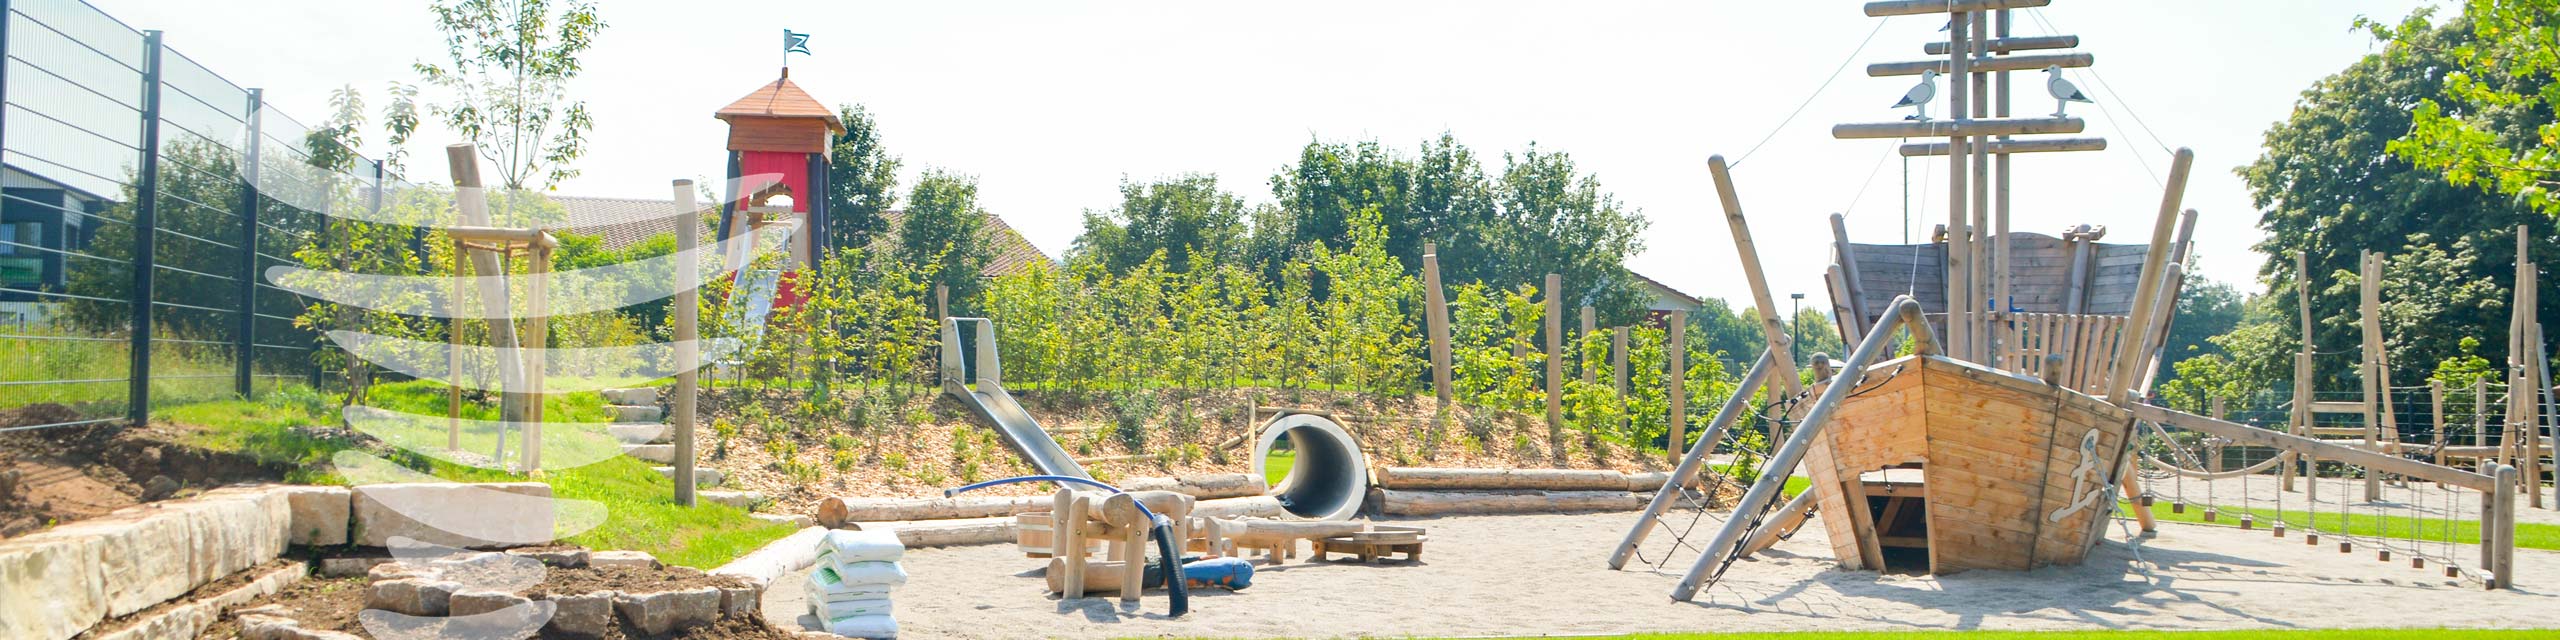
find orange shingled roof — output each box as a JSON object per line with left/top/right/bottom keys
{"left": 714, "top": 74, "right": 845, "bottom": 133}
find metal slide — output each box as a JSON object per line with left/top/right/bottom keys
{"left": 939, "top": 318, "right": 1089, "bottom": 479}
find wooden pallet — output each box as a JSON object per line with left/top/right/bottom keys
{"left": 1311, "top": 526, "right": 1428, "bottom": 564}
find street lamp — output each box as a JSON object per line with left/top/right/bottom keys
{"left": 1788, "top": 293, "right": 1805, "bottom": 364}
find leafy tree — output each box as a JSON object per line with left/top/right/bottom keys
{"left": 1486, "top": 145, "right": 1651, "bottom": 326}
{"left": 1072, "top": 174, "right": 1250, "bottom": 274}
{"left": 897, "top": 169, "right": 995, "bottom": 313}
{"left": 2362, "top": 4, "right": 2560, "bottom": 217}
{"left": 826, "top": 104, "right": 901, "bottom": 251}
{"left": 2240, "top": 15, "right": 2558, "bottom": 389}
{"left": 1309, "top": 207, "right": 1421, "bottom": 395}
{"left": 2155, "top": 273, "right": 2245, "bottom": 386}
{"left": 384, "top": 0, "right": 607, "bottom": 189}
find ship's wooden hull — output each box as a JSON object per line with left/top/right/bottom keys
{"left": 1800, "top": 354, "right": 2134, "bottom": 574}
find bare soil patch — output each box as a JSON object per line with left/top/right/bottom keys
{"left": 0, "top": 405, "right": 294, "bottom": 538}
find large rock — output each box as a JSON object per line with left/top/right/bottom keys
{"left": 506, "top": 547, "right": 589, "bottom": 568}
{"left": 613, "top": 588, "right": 721, "bottom": 635}
{"left": 697, "top": 490, "right": 764, "bottom": 510}
{"left": 364, "top": 578, "right": 458, "bottom": 617}
{"left": 544, "top": 592, "right": 617, "bottom": 637}
{"left": 318, "top": 557, "right": 392, "bottom": 578}
{"left": 279, "top": 486, "right": 352, "bottom": 546}
{"left": 351, "top": 483, "right": 556, "bottom": 548}
{"left": 0, "top": 534, "right": 106, "bottom": 640}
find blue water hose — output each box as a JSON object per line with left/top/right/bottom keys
{"left": 946, "top": 474, "right": 1189, "bottom": 617}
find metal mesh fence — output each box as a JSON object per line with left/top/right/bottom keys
{"left": 1, "top": 0, "right": 403, "bottom": 430}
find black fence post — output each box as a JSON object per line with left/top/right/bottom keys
{"left": 127, "top": 31, "right": 166, "bottom": 425}
{"left": 234, "top": 88, "right": 262, "bottom": 397}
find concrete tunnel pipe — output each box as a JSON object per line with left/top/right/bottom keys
{"left": 1250, "top": 413, "right": 1370, "bottom": 521}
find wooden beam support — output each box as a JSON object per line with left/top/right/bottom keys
{"left": 1706, "top": 155, "right": 1806, "bottom": 397}
{"left": 1835, "top": 117, "right": 2085, "bottom": 140}
{"left": 1924, "top": 34, "right": 2079, "bottom": 55}
{"left": 1866, "top": 0, "right": 2050, "bottom": 17}
{"left": 1900, "top": 137, "right": 2106, "bottom": 157}
{"left": 1869, "top": 52, "right": 2094, "bottom": 77}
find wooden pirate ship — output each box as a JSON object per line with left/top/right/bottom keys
{"left": 1616, "top": 0, "right": 2206, "bottom": 598}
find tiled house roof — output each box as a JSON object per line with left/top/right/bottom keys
{"left": 551, "top": 195, "right": 1053, "bottom": 278}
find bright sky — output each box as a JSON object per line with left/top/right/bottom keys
{"left": 92, "top": 0, "right": 2439, "bottom": 311}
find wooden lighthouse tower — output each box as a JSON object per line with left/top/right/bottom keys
{"left": 714, "top": 69, "right": 844, "bottom": 305}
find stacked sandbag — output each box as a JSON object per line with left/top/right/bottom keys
{"left": 806, "top": 529, "right": 907, "bottom": 638}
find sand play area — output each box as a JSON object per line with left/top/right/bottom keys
{"left": 760, "top": 510, "right": 2560, "bottom": 638}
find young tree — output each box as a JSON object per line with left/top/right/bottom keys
{"left": 384, "top": 0, "right": 607, "bottom": 190}
{"left": 826, "top": 104, "right": 901, "bottom": 251}
{"left": 897, "top": 169, "right": 995, "bottom": 313}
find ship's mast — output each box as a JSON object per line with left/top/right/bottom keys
{"left": 1836, "top": 0, "right": 2105, "bottom": 365}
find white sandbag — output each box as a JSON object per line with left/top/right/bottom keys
{"left": 803, "top": 568, "right": 896, "bottom": 603}
{"left": 815, "top": 529, "right": 905, "bottom": 564}
{"left": 811, "top": 562, "right": 908, "bottom": 591}
{"left": 812, "top": 597, "right": 894, "bottom": 619}
{"left": 825, "top": 613, "right": 898, "bottom": 639}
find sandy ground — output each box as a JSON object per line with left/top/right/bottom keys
{"left": 762, "top": 510, "right": 2560, "bottom": 638}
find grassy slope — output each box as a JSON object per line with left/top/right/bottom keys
{"left": 160, "top": 381, "right": 795, "bottom": 568}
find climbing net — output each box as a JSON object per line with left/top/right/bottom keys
{"left": 2132, "top": 400, "right": 2501, "bottom": 585}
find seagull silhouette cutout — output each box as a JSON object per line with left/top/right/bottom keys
{"left": 1896, "top": 69, "right": 1939, "bottom": 121}
{"left": 2046, "top": 65, "right": 2092, "bottom": 117}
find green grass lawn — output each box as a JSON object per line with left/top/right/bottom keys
{"left": 1263, "top": 448, "right": 1295, "bottom": 486}
{"left": 160, "top": 381, "right": 796, "bottom": 569}
{"left": 2125, "top": 501, "right": 2560, "bottom": 552}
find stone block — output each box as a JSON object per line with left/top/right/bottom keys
{"left": 351, "top": 483, "right": 555, "bottom": 548}
{"left": 449, "top": 590, "right": 533, "bottom": 617}
{"left": 613, "top": 588, "right": 721, "bottom": 636}
{"left": 588, "top": 550, "right": 659, "bottom": 570}
{"left": 698, "top": 490, "right": 765, "bottom": 510}
{"left": 718, "top": 584, "right": 761, "bottom": 618}
{"left": 0, "top": 534, "right": 106, "bottom": 640}
{"left": 506, "top": 547, "right": 589, "bottom": 568}
{"left": 622, "top": 444, "right": 676, "bottom": 464}
{"left": 279, "top": 486, "right": 352, "bottom": 546}
{"left": 318, "top": 557, "right": 392, "bottom": 579}
{"left": 544, "top": 591, "right": 617, "bottom": 638}
{"left": 607, "top": 423, "right": 671, "bottom": 445}
{"left": 601, "top": 388, "right": 660, "bottom": 405}
{"left": 608, "top": 405, "right": 663, "bottom": 423}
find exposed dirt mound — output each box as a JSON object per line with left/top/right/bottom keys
{"left": 0, "top": 406, "right": 291, "bottom": 538}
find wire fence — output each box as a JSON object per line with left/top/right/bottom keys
{"left": 0, "top": 0, "right": 422, "bottom": 431}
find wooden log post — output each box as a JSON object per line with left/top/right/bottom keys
{"left": 672, "top": 181, "right": 700, "bottom": 505}
{"left": 1055, "top": 489, "right": 1087, "bottom": 599}
{"left": 1545, "top": 273, "right": 1567, "bottom": 466}
{"left": 1613, "top": 327, "right": 1633, "bottom": 456}
{"left": 2434, "top": 379, "right": 2450, "bottom": 466}
{"left": 1423, "top": 243, "right": 1454, "bottom": 409}
{"left": 1668, "top": 310, "right": 1690, "bottom": 457}
{"left": 2290, "top": 251, "right": 2316, "bottom": 493}
{"left": 2107, "top": 148, "right": 2195, "bottom": 536}
{"left": 2361, "top": 250, "right": 2386, "bottom": 502}
{"left": 444, "top": 145, "right": 531, "bottom": 451}
{"left": 1704, "top": 157, "right": 1805, "bottom": 399}
{"left": 2494, "top": 463, "right": 2519, "bottom": 589}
